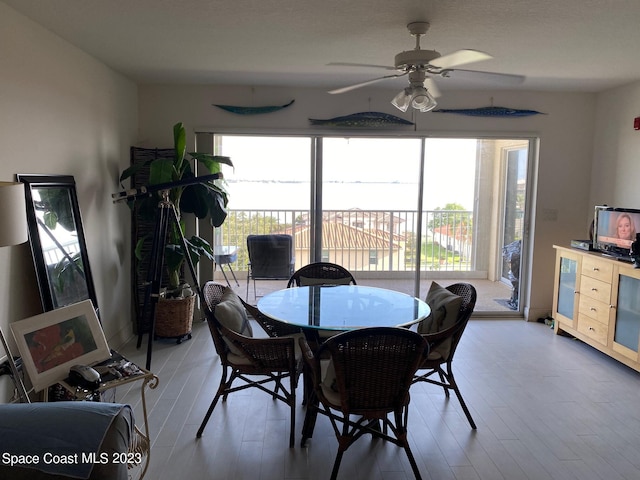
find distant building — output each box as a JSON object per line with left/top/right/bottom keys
{"left": 297, "top": 208, "right": 406, "bottom": 235}
{"left": 286, "top": 221, "right": 403, "bottom": 271}
{"left": 431, "top": 223, "right": 472, "bottom": 260}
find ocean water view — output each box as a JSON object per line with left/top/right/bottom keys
{"left": 225, "top": 178, "right": 474, "bottom": 213}
{"left": 226, "top": 180, "right": 428, "bottom": 211}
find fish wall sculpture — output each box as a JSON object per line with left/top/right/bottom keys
{"left": 433, "top": 106, "right": 545, "bottom": 117}
{"left": 309, "top": 111, "right": 414, "bottom": 127}
{"left": 213, "top": 99, "right": 295, "bottom": 115}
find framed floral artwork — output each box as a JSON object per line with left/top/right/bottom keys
{"left": 10, "top": 300, "right": 110, "bottom": 392}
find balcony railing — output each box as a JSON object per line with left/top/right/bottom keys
{"left": 216, "top": 209, "right": 474, "bottom": 273}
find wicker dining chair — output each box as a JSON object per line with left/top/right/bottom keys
{"left": 412, "top": 282, "right": 477, "bottom": 429}
{"left": 196, "top": 282, "right": 303, "bottom": 447}
{"left": 286, "top": 261, "right": 357, "bottom": 353}
{"left": 300, "top": 327, "right": 428, "bottom": 480}
{"left": 239, "top": 295, "right": 303, "bottom": 338}
{"left": 286, "top": 262, "right": 356, "bottom": 288}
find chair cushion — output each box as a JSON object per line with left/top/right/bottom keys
{"left": 226, "top": 350, "right": 254, "bottom": 365}
{"left": 418, "top": 282, "right": 463, "bottom": 335}
{"left": 320, "top": 359, "right": 341, "bottom": 406}
{"left": 215, "top": 288, "right": 253, "bottom": 337}
{"left": 215, "top": 288, "right": 253, "bottom": 357}
{"left": 279, "top": 332, "right": 305, "bottom": 362}
{"left": 299, "top": 276, "right": 353, "bottom": 286}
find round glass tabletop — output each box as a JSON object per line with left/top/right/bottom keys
{"left": 257, "top": 285, "right": 430, "bottom": 331}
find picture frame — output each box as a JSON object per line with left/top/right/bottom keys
{"left": 10, "top": 300, "right": 110, "bottom": 392}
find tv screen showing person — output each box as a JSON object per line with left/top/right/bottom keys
{"left": 597, "top": 210, "right": 640, "bottom": 250}
{"left": 615, "top": 213, "right": 637, "bottom": 248}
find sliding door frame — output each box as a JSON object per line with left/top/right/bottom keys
{"left": 198, "top": 129, "right": 538, "bottom": 316}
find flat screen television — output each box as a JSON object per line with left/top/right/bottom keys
{"left": 593, "top": 205, "right": 640, "bottom": 259}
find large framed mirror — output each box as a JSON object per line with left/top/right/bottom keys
{"left": 17, "top": 174, "right": 99, "bottom": 318}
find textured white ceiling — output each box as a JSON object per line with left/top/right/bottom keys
{"left": 5, "top": 0, "right": 640, "bottom": 93}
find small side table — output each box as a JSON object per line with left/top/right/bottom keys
{"left": 57, "top": 351, "right": 159, "bottom": 480}
{"left": 214, "top": 245, "right": 239, "bottom": 287}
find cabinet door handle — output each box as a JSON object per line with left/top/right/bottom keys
{"left": 590, "top": 307, "right": 597, "bottom": 311}
{"left": 589, "top": 326, "right": 595, "bottom": 331}
{"left": 591, "top": 287, "right": 598, "bottom": 292}
{"left": 592, "top": 267, "right": 599, "bottom": 271}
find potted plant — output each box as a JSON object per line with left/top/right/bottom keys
{"left": 119, "top": 122, "right": 232, "bottom": 339}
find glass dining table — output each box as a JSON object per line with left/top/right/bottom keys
{"left": 258, "top": 284, "right": 430, "bottom": 406}
{"left": 257, "top": 284, "right": 431, "bottom": 332}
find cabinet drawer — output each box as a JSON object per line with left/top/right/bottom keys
{"left": 580, "top": 275, "right": 611, "bottom": 304}
{"left": 578, "top": 315, "right": 609, "bottom": 346}
{"left": 582, "top": 256, "right": 613, "bottom": 283}
{"left": 578, "top": 295, "right": 611, "bottom": 325}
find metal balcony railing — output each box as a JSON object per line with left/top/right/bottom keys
{"left": 215, "top": 209, "right": 475, "bottom": 273}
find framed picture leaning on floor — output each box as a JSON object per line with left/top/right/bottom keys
{"left": 10, "top": 300, "right": 110, "bottom": 392}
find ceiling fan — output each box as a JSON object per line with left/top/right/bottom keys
{"left": 328, "top": 22, "right": 525, "bottom": 112}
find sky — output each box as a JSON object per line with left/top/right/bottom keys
{"left": 218, "top": 135, "right": 477, "bottom": 212}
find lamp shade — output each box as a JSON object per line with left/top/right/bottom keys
{"left": 0, "top": 182, "right": 29, "bottom": 247}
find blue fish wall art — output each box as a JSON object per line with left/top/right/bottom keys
{"left": 213, "top": 99, "right": 295, "bottom": 115}
{"left": 433, "top": 106, "right": 546, "bottom": 117}
{"left": 309, "top": 111, "right": 414, "bottom": 127}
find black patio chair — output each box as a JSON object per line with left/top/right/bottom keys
{"left": 246, "top": 234, "right": 295, "bottom": 300}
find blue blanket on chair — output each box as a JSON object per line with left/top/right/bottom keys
{"left": 0, "top": 402, "right": 133, "bottom": 479}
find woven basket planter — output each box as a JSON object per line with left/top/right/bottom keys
{"left": 155, "top": 294, "right": 195, "bottom": 340}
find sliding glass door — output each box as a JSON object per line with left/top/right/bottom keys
{"left": 211, "top": 135, "right": 312, "bottom": 273}
{"left": 319, "top": 137, "right": 422, "bottom": 278}
{"left": 208, "top": 133, "right": 533, "bottom": 315}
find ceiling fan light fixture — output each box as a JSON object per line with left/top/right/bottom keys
{"left": 391, "top": 88, "right": 412, "bottom": 112}
{"left": 411, "top": 86, "right": 437, "bottom": 112}
{"left": 391, "top": 85, "right": 437, "bottom": 113}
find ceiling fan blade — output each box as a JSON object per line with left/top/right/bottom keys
{"left": 440, "top": 68, "right": 526, "bottom": 86}
{"left": 424, "top": 77, "right": 441, "bottom": 98}
{"left": 328, "top": 62, "right": 397, "bottom": 71}
{"left": 328, "top": 72, "right": 408, "bottom": 95}
{"left": 430, "top": 49, "right": 492, "bottom": 69}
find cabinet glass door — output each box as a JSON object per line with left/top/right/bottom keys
{"left": 614, "top": 274, "right": 640, "bottom": 353}
{"left": 557, "top": 256, "right": 578, "bottom": 320}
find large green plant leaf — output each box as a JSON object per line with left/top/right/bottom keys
{"left": 119, "top": 158, "right": 154, "bottom": 185}
{"left": 52, "top": 253, "right": 85, "bottom": 293}
{"left": 173, "top": 122, "right": 187, "bottom": 173}
{"left": 191, "top": 152, "right": 233, "bottom": 171}
{"left": 185, "top": 236, "right": 214, "bottom": 264}
{"left": 165, "top": 244, "right": 185, "bottom": 271}
{"left": 206, "top": 190, "right": 228, "bottom": 227}
{"left": 37, "top": 188, "right": 76, "bottom": 231}
{"left": 180, "top": 182, "right": 209, "bottom": 219}
{"left": 149, "top": 158, "right": 177, "bottom": 185}
{"left": 43, "top": 211, "right": 59, "bottom": 230}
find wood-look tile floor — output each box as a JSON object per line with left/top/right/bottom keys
{"left": 115, "top": 318, "right": 640, "bottom": 480}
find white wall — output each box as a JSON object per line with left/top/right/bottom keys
{"left": 138, "top": 85, "right": 597, "bottom": 321}
{"left": 590, "top": 80, "right": 640, "bottom": 207}
{"left": 0, "top": 3, "right": 137, "bottom": 400}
